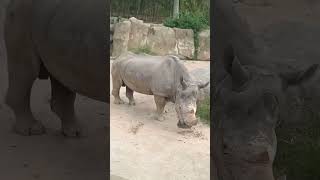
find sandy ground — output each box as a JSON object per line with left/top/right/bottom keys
{"left": 0, "top": 46, "right": 108, "bottom": 179}
{"left": 110, "top": 60, "right": 210, "bottom": 180}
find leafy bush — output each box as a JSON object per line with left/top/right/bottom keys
{"left": 163, "top": 12, "right": 208, "bottom": 59}
{"left": 163, "top": 12, "right": 208, "bottom": 33}
{"left": 180, "top": 0, "right": 209, "bottom": 23}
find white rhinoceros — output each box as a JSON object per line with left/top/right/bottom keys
{"left": 111, "top": 52, "right": 209, "bottom": 128}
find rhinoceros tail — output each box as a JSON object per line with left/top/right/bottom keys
{"left": 33, "top": 43, "right": 49, "bottom": 79}
{"left": 38, "top": 61, "right": 49, "bottom": 79}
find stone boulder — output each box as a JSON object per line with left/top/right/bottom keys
{"left": 190, "top": 67, "right": 210, "bottom": 102}
{"left": 146, "top": 24, "right": 178, "bottom": 55}
{"left": 174, "top": 28, "right": 195, "bottom": 59}
{"left": 127, "top": 17, "right": 150, "bottom": 50}
{"left": 198, "top": 30, "right": 210, "bottom": 61}
{"left": 112, "top": 20, "right": 131, "bottom": 58}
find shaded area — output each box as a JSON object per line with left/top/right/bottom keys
{"left": 233, "top": 0, "right": 320, "bottom": 178}
{"left": 0, "top": 41, "right": 108, "bottom": 180}
{"left": 274, "top": 118, "right": 320, "bottom": 180}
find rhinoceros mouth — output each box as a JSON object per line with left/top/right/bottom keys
{"left": 177, "top": 113, "right": 198, "bottom": 128}
{"left": 177, "top": 121, "right": 192, "bottom": 129}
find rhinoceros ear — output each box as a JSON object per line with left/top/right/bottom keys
{"left": 279, "top": 64, "right": 319, "bottom": 89}
{"left": 180, "top": 76, "right": 187, "bottom": 90}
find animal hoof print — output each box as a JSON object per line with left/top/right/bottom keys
{"left": 62, "top": 124, "right": 87, "bottom": 137}
{"left": 13, "top": 121, "right": 46, "bottom": 136}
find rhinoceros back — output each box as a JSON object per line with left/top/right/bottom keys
{"left": 114, "top": 54, "right": 180, "bottom": 98}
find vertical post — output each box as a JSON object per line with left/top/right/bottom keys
{"left": 173, "top": 0, "right": 179, "bottom": 18}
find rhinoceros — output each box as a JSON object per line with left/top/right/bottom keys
{"left": 4, "top": 0, "right": 108, "bottom": 136}
{"left": 212, "top": 0, "right": 319, "bottom": 179}
{"left": 111, "top": 52, "right": 209, "bottom": 129}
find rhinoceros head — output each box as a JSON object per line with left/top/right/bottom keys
{"left": 213, "top": 57, "right": 319, "bottom": 179}
{"left": 175, "top": 76, "right": 209, "bottom": 129}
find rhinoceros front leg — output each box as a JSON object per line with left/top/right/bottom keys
{"left": 6, "top": 64, "right": 46, "bottom": 135}
{"left": 5, "top": 42, "right": 45, "bottom": 135}
{"left": 50, "top": 76, "right": 87, "bottom": 137}
{"left": 153, "top": 95, "right": 167, "bottom": 121}
{"left": 126, "top": 86, "right": 136, "bottom": 105}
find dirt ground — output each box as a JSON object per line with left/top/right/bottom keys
{"left": 110, "top": 60, "right": 210, "bottom": 180}
{"left": 0, "top": 48, "right": 108, "bottom": 179}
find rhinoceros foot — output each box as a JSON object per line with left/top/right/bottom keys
{"left": 62, "top": 123, "right": 88, "bottom": 137}
{"left": 62, "top": 121, "right": 87, "bottom": 137}
{"left": 128, "top": 100, "right": 136, "bottom": 106}
{"left": 153, "top": 114, "right": 165, "bottom": 121}
{"left": 114, "top": 98, "right": 125, "bottom": 104}
{"left": 13, "top": 120, "right": 46, "bottom": 136}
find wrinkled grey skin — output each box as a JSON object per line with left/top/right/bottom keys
{"left": 212, "top": 0, "right": 319, "bottom": 179}
{"left": 4, "top": 0, "right": 108, "bottom": 136}
{"left": 112, "top": 53, "right": 209, "bottom": 128}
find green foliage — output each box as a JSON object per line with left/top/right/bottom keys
{"left": 193, "top": 31, "right": 200, "bottom": 59}
{"left": 274, "top": 116, "right": 320, "bottom": 180}
{"left": 163, "top": 12, "right": 208, "bottom": 59}
{"left": 163, "top": 0, "right": 209, "bottom": 59}
{"left": 112, "top": 0, "right": 210, "bottom": 59}
{"left": 130, "top": 46, "right": 155, "bottom": 55}
{"left": 180, "top": 0, "right": 210, "bottom": 22}
{"left": 111, "top": 0, "right": 209, "bottom": 24}
{"left": 196, "top": 97, "right": 210, "bottom": 124}
{"left": 163, "top": 12, "right": 209, "bottom": 33}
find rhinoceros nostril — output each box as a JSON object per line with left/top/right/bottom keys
{"left": 190, "top": 109, "right": 195, "bottom": 114}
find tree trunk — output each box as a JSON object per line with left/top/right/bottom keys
{"left": 173, "top": 0, "right": 179, "bottom": 18}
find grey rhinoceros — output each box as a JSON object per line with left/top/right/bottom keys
{"left": 4, "top": 0, "right": 108, "bottom": 136}
{"left": 212, "top": 0, "right": 319, "bottom": 180}
{"left": 111, "top": 52, "right": 209, "bottom": 129}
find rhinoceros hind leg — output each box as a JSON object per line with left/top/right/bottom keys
{"left": 153, "top": 95, "right": 167, "bottom": 121}
{"left": 126, "top": 86, "right": 136, "bottom": 105}
{"left": 5, "top": 47, "right": 45, "bottom": 135}
{"left": 114, "top": 98, "right": 125, "bottom": 104}
{"left": 50, "top": 76, "right": 87, "bottom": 137}
{"left": 111, "top": 76, "right": 124, "bottom": 104}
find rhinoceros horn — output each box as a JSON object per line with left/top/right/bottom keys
{"left": 198, "top": 81, "right": 210, "bottom": 89}
{"left": 231, "top": 57, "right": 249, "bottom": 91}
